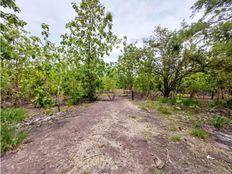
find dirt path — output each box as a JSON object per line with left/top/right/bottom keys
{"left": 1, "top": 98, "right": 232, "bottom": 174}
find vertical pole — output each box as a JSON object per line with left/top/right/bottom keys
{"left": 57, "top": 85, "right": 60, "bottom": 112}
{"left": 132, "top": 90, "right": 134, "bottom": 100}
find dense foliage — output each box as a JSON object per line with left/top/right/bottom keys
{"left": 1, "top": 0, "right": 231, "bottom": 105}
{"left": 116, "top": 0, "right": 232, "bottom": 100}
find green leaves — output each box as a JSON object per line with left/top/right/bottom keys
{"left": 64, "top": 0, "right": 117, "bottom": 101}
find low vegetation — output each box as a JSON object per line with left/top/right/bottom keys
{"left": 190, "top": 127, "right": 209, "bottom": 140}
{"left": 152, "top": 169, "right": 164, "bottom": 174}
{"left": 1, "top": 108, "right": 29, "bottom": 154}
{"left": 210, "top": 116, "right": 232, "bottom": 129}
{"left": 157, "top": 106, "right": 172, "bottom": 115}
{"left": 170, "top": 134, "right": 181, "bottom": 142}
{"left": 1, "top": 0, "right": 231, "bottom": 156}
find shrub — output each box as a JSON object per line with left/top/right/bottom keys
{"left": 211, "top": 98, "right": 232, "bottom": 109}
{"left": 170, "top": 97, "right": 177, "bottom": 105}
{"left": 190, "top": 127, "right": 208, "bottom": 140}
{"left": 32, "top": 87, "right": 52, "bottom": 108}
{"left": 224, "top": 97, "right": 232, "bottom": 109}
{"left": 159, "top": 96, "right": 169, "bottom": 103}
{"left": 67, "top": 92, "right": 83, "bottom": 105}
{"left": 180, "top": 98, "right": 198, "bottom": 107}
{"left": 210, "top": 116, "right": 232, "bottom": 128}
{"left": 159, "top": 97, "right": 198, "bottom": 107}
{"left": 211, "top": 100, "right": 225, "bottom": 109}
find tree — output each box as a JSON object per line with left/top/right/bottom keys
{"left": 192, "top": 0, "right": 232, "bottom": 99}
{"left": 65, "top": 0, "right": 117, "bottom": 102}
{"left": 117, "top": 43, "right": 141, "bottom": 90}
{"left": 144, "top": 26, "right": 205, "bottom": 97}
{"left": 0, "top": 0, "right": 32, "bottom": 105}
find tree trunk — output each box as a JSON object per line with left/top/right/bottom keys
{"left": 190, "top": 91, "right": 195, "bottom": 98}
{"left": 217, "top": 89, "right": 220, "bottom": 100}
{"left": 163, "top": 77, "right": 170, "bottom": 97}
{"left": 211, "top": 91, "right": 214, "bottom": 100}
{"left": 221, "top": 87, "right": 224, "bottom": 100}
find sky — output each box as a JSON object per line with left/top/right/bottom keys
{"left": 14, "top": 0, "right": 200, "bottom": 62}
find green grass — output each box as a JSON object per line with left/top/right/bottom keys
{"left": 0, "top": 108, "right": 29, "bottom": 154}
{"left": 1, "top": 108, "right": 27, "bottom": 123}
{"left": 190, "top": 127, "right": 209, "bottom": 140}
{"left": 152, "top": 169, "right": 164, "bottom": 174}
{"left": 159, "top": 96, "right": 169, "bottom": 103}
{"left": 158, "top": 106, "right": 171, "bottom": 115}
{"left": 210, "top": 116, "right": 232, "bottom": 129}
{"left": 170, "top": 134, "right": 181, "bottom": 142}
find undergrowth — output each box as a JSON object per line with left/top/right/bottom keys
{"left": 209, "top": 116, "right": 232, "bottom": 129}
{"left": 0, "top": 108, "right": 29, "bottom": 154}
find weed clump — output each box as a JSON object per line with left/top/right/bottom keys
{"left": 1, "top": 108, "right": 29, "bottom": 153}
{"left": 190, "top": 127, "right": 208, "bottom": 140}
{"left": 170, "top": 134, "right": 181, "bottom": 142}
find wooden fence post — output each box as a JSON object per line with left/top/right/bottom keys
{"left": 132, "top": 90, "right": 134, "bottom": 100}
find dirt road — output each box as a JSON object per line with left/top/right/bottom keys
{"left": 1, "top": 98, "right": 232, "bottom": 174}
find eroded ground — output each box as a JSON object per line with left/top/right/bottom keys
{"left": 1, "top": 98, "right": 232, "bottom": 174}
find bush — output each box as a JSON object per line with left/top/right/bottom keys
{"left": 224, "top": 98, "right": 232, "bottom": 109}
{"left": 159, "top": 97, "right": 198, "bottom": 107}
{"left": 159, "top": 96, "right": 169, "bottom": 103}
{"left": 190, "top": 127, "right": 208, "bottom": 140}
{"left": 180, "top": 98, "right": 198, "bottom": 107}
{"left": 0, "top": 108, "right": 29, "bottom": 153}
{"left": 210, "top": 116, "right": 232, "bottom": 128}
{"left": 211, "top": 100, "right": 225, "bottom": 109}
{"left": 67, "top": 92, "right": 83, "bottom": 105}
{"left": 211, "top": 98, "right": 232, "bottom": 109}
{"left": 32, "top": 87, "right": 52, "bottom": 108}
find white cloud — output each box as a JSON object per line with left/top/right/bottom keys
{"left": 14, "top": 0, "right": 199, "bottom": 62}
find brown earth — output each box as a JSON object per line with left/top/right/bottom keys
{"left": 1, "top": 98, "right": 232, "bottom": 174}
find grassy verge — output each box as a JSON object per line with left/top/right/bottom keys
{"left": 140, "top": 97, "right": 232, "bottom": 141}
{"left": 1, "top": 108, "right": 29, "bottom": 154}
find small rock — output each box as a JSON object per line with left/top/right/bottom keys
{"left": 98, "top": 144, "right": 104, "bottom": 148}
{"left": 207, "top": 155, "right": 214, "bottom": 160}
{"left": 154, "top": 157, "right": 165, "bottom": 169}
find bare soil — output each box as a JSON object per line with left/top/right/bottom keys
{"left": 1, "top": 98, "right": 232, "bottom": 174}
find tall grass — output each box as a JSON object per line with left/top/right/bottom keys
{"left": 1, "top": 108, "right": 29, "bottom": 154}
{"left": 1, "top": 108, "right": 27, "bottom": 123}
